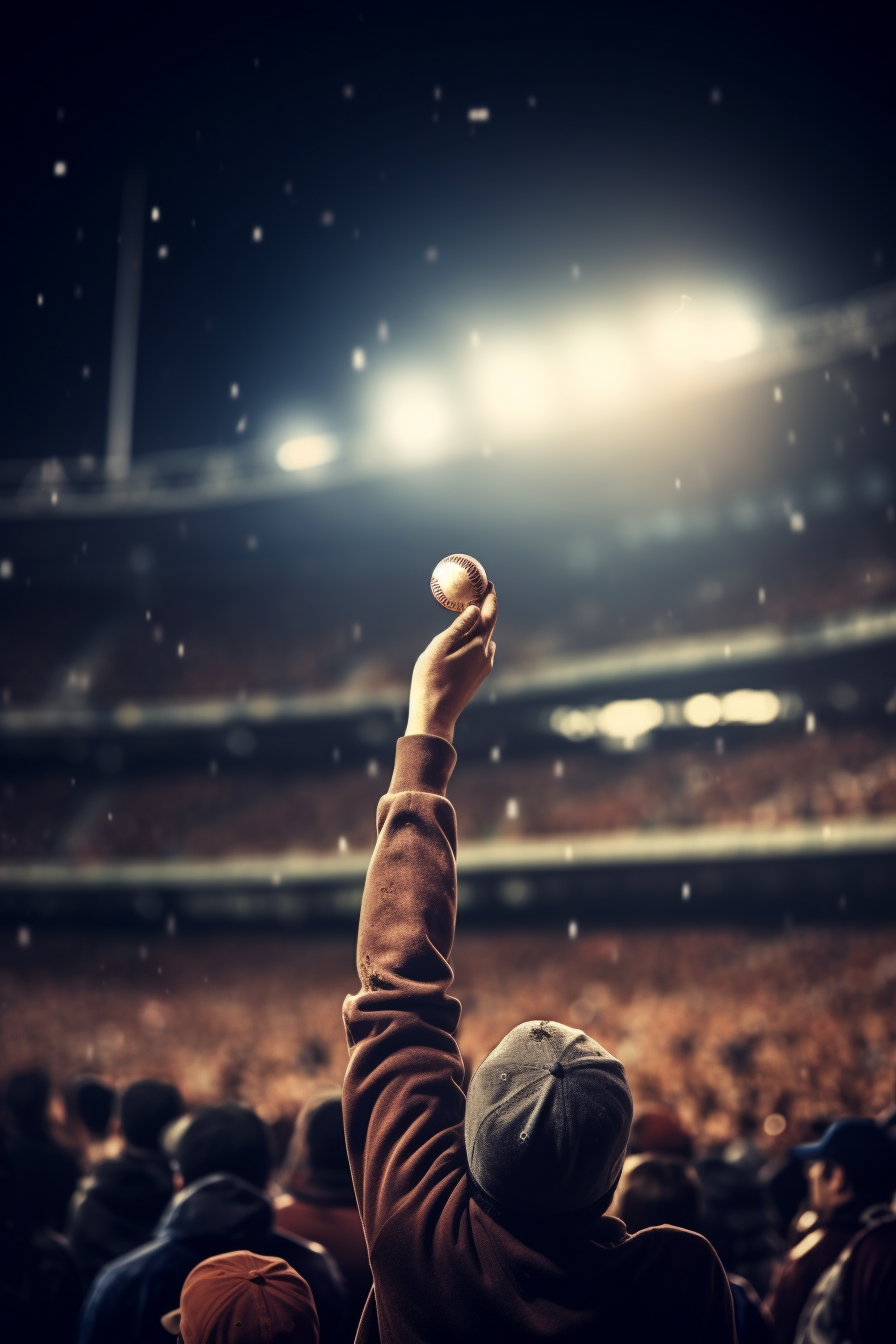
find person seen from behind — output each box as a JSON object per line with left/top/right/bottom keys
{"left": 614, "top": 1152, "right": 774, "bottom": 1344}
{"left": 275, "top": 1087, "right": 371, "bottom": 1332}
{"left": 159, "top": 1250, "right": 318, "bottom": 1344}
{"left": 341, "top": 584, "right": 736, "bottom": 1343}
{"left": 76, "top": 1101, "right": 347, "bottom": 1344}
{"left": 68, "top": 1079, "right": 185, "bottom": 1285}
{"left": 765, "top": 1118, "right": 896, "bottom": 1344}
{"left": 2, "top": 1067, "right": 81, "bottom": 1234}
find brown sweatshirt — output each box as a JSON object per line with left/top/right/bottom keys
{"left": 343, "top": 734, "right": 737, "bottom": 1344}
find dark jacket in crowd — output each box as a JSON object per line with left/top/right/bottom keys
{"left": 342, "top": 734, "right": 737, "bottom": 1344}
{"left": 840, "top": 1215, "right": 896, "bottom": 1344}
{"left": 75, "top": 1172, "right": 347, "bottom": 1344}
{"left": 1, "top": 1140, "right": 83, "bottom": 1344}
{"left": 68, "top": 1148, "right": 175, "bottom": 1284}
{"left": 766, "top": 1200, "right": 870, "bottom": 1344}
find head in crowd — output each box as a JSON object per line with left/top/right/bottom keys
{"left": 161, "top": 1251, "right": 319, "bottom": 1344}
{"left": 465, "top": 1020, "right": 633, "bottom": 1219}
{"left": 3, "top": 1069, "right": 52, "bottom": 1139}
{"left": 64, "top": 1075, "right": 116, "bottom": 1140}
{"left": 176, "top": 1103, "right": 273, "bottom": 1190}
{"left": 121, "top": 1079, "right": 185, "bottom": 1153}
{"left": 284, "top": 1088, "right": 352, "bottom": 1199}
{"left": 628, "top": 1109, "right": 694, "bottom": 1160}
{"left": 614, "top": 1153, "right": 703, "bottom": 1234}
{"left": 792, "top": 1117, "right": 896, "bottom": 1213}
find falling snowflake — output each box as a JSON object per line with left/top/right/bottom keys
{"left": 151, "top": 206, "right": 160, "bottom": 221}
{"left": 157, "top": 245, "right": 169, "bottom": 259}
{"left": 17, "top": 926, "right": 31, "bottom": 948}
{"left": 252, "top": 226, "right": 263, "bottom": 242}
{"left": 352, "top": 348, "right": 366, "bottom": 371}
{"left": 506, "top": 798, "right": 519, "bottom": 820}
{"left": 468, "top": 108, "right": 490, "bottom": 122}
{"left": 377, "top": 321, "right": 389, "bottom": 342}
{"left": 320, "top": 210, "right": 335, "bottom": 226}
{"left": 568, "top": 920, "right": 578, "bottom": 940}
{"left": 681, "top": 882, "right": 691, "bottom": 901}
{"left": 236, "top": 416, "right": 248, "bottom": 433}
{"left": 773, "top": 386, "right": 783, "bottom": 403}
{"left": 424, "top": 246, "right": 439, "bottom": 263}
{"left": 53, "top": 161, "right": 67, "bottom": 177}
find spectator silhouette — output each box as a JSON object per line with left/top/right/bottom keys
{"left": 76, "top": 1102, "right": 347, "bottom": 1344}
{"left": 275, "top": 1088, "right": 371, "bottom": 1330}
{"left": 0, "top": 1131, "right": 83, "bottom": 1344}
{"left": 2, "top": 1068, "right": 80, "bottom": 1234}
{"left": 62, "top": 1076, "right": 116, "bottom": 1171}
{"left": 766, "top": 1119, "right": 896, "bottom": 1344}
{"left": 68, "top": 1079, "right": 184, "bottom": 1284}
{"left": 614, "top": 1153, "right": 775, "bottom": 1344}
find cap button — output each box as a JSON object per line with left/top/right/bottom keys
{"left": 549, "top": 1062, "right": 564, "bottom": 1078}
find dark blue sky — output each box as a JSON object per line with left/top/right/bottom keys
{"left": 2, "top": 1, "right": 894, "bottom": 464}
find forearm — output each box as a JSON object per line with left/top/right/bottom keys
{"left": 342, "top": 734, "right": 467, "bottom": 1233}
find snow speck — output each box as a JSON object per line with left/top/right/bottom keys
{"left": 789, "top": 512, "right": 805, "bottom": 533}
{"left": 553, "top": 759, "right": 564, "bottom": 778}
{"left": 758, "top": 586, "right": 766, "bottom": 604}
{"left": 151, "top": 206, "right": 160, "bottom": 221}
{"left": 805, "top": 712, "right": 816, "bottom": 734}
{"left": 366, "top": 759, "right": 379, "bottom": 778}
{"left": 424, "top": 246, "right": 439, "bottom": 263}
{"left": 157, "top": 245, "right": 169, "bottom": 259}
{"left": 489, "top": 745, "right": 501, "bottom": 763}
{"left": 252, "top": 226, "right": 263, "bottom": 242}
{"left": 377, "top": 321, "right": 389, "bottom": 342}
{"left": 17, "top": 926, "right": 31, "bottom": 948}
{"left": 568, "top": 920, "right": 578, "bottom": 940}
{"left": 338, "top": 835, "right": 349, "bottom": 853}
{"left": 681, "top": 882, "right": 691, "bottom": 901}
{"left": 468, "top": 108, "right": 490, "bottom": 122}
{"left": 352, "top": 347, "right": 366, "bottom": 371}
{"left": 320, "top": 210, "right": 335, "bottom": 226}
{"left": 773, "top": 386, "right": 783, "bottom": 403}
{"left": 230, "top": 383, "right": 239, "bottom": 399}
{"left": 709, "top": 88, "right": 722, "bottom": 104}
{"left": 0, "top": 559, "right": 13, "bottom": 580}
{"left": 53, "top": 160, "right": 68, "bottom": 177}
{"left": 506, "top": 797, "right": 519, "bottom": 820}
{"left": 177, "top": 643, "right": 184, "bottom": 658}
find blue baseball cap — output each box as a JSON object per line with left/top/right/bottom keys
{"left": 792, "top": 1119, "right": 896, "bottom": 1197}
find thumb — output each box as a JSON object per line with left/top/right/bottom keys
{"left": 444, "top": 603, "right": 481, "bottom": 645}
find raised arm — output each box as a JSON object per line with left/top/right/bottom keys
{"left": 341, "top": 588, "right": 497, "bottom": 1246}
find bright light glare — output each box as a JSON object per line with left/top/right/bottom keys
{"left": 651, "top": 297, "right": 761, "bottom": 369}
{"left": 721, "top": 689, "right": 780, "bottom": 724}
{"left": 276, "top": 435, "right": 339, "bottom": 471}
{"left": 376, "top": 374, "right": 452, "bottom": 456}
{"left": 566, "top": 328, "right": 636, "bottom": 407}
{"left": 684, "top": 693, "right": 723, "bottom": 727}
{"left": 474, "top": 344, "right": 555, "bottom": 437}
{"left": 596, "top": 699, "right": 665, "bottom": 742}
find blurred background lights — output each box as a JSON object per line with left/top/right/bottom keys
{"left": 566, "top": 326, "right": 637, "bottom": 409}
{"left": 376, "top": 372, "right": 452, "bottom": 456}
{"left": 275, "top": 434, "right": 339, "bottom": 471}
{"left": 651, "top": 295, "right": 762, "bottom": 370}
{"left": 474, "top": 343, "right": 555, "bottom": 437}
{"left": 595, "top": 698, "right": 665, "bottom": 744}
{"left": 684, "top": 692, "right": 723, "bottom": 727}
{"left": 720, "top": 689, "right": 781, "bottom": 724}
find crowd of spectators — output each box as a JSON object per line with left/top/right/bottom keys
{"left": 3, "top": 926, "right": 895, "bottom": 1342}
{"left": 4, "top": 724, "right": 894, "bottom": 863}
{"left": 2, "top": 546, "right": 893, "bottom": 710}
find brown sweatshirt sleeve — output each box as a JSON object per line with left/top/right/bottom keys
{"left": 342, "top": 734, "right": 468, "bottom": 1248}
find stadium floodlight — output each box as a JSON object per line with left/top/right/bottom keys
{"left": 564, "top": 326, "right": 637, "bottom": 413}
{"left": 720, "top": 689, "right": 781, "bottom": 724}
{"left": 683, "top": 693, "right": 723, "bottom": 727}
{"left": 595, "top": 698, "right": 665, "bottom": 745}
{"left": 649, "top": 295, "right": 762, "bottom": 371}
{"left": 276, "top": 434, "right": 339, "bottom": 471}
{"left": 472, "top": 342, "right": 556, "bottom": 438}
{"left": 375, "top": 372, "right": 452, "bottom": 457}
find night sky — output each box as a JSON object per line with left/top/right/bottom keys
{"left": 2, "top": 2, "right": 895, "bottom": 466}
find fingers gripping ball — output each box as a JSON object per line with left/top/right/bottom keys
{"left": 430, "top": 554, "right": 488, "bottom": 612}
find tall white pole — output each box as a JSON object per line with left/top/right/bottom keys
{"left": 105, "top": 170, "right": 146, "bottom": 481}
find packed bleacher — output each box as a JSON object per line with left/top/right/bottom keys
{"left": 3, "top": 725, "right": 894, "bottom": 862}
{"left": 3, "top": 925, "right": 895, "bottom": 1342}
{"left": 2, "top": 543, "right": 894, "bottom": 708}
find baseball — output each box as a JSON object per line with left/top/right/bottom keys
{"left": 430, "top": 554, "right": 489, "bottom": 612}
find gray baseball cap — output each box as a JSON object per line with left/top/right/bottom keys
{"left": 465, "top": 1020, "right": 633, "bottom": 1214}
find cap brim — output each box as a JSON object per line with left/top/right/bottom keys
{"left": 160, "top": 1309, "right": 182, "bottom": 1335}
{"left": 791, "top": 1142, "right": 825, "bottom": 1162}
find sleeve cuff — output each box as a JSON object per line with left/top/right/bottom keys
{"left": 389, "top": 734, "right": 457, "bottom": 796}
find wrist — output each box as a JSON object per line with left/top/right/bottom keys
{"left": 405, "top": 713, "right": 455, "bottom": 743}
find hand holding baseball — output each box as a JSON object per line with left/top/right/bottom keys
{"left": 406, "top": 584, "right": 498, "bottom": 743}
